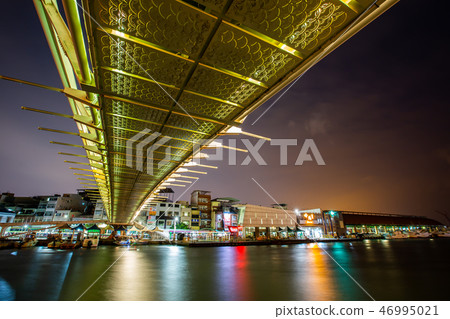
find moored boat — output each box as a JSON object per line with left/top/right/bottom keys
{"left": 407, "top": 231, "right": 418, "bottom": 238}
{"left": 416, "top": 230, "right": 432, "bottom": 238}
{"left": 113, "top": 236, "right": 135, "bottom": 246}
{"left": 387, "top": 230, "right": 408, "bottom": 239}
{"left": 82, "top": 237, "right": 99, "bottom": 248}
{"left": 15, "top": 233, "right": 38, "bottom": 248}
{"left": 47, "top": 240, "right": 63, "bottom": 248}
{"left": 59, "top": 241, "right": 82, "bottom": 249}
{"left": 436, "top": 231, "right": 450, "bottom": 238}
{"left": 132, "top": 238, "right": 150, "bottom": 245}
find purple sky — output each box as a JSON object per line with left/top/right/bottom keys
{"left": 0, "top": 1, "right": 449, "bottom": 222}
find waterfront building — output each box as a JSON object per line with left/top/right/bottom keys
{"left": 176, "top": 200, "right": 189, "bottom": 207}
{"left": 180, "top": 206, "right": 191, "bottom": 228}
{"left": 324, "top": 210, "right": 443, "bottom": 235}
{"left": 146, "top": 201, "right": 181, "bottom": 229}
{"left": 236, "top": 204, "right": 299, "bottom": 239}
{"left": 36, "top": 194, "right": 86, "bottom": 222}
{"left": 211, "top": 199, "right": 221, "bottom": 230}
{"left": 42, "top": 195, "right": 60, "bottom": 222}
{"left": 35, "top": 197, "right": 48, "bottom": 221}
{"left": 93, "top": 200, "right": 108, "bottom": 220}
{"left": 1, "top": 193, "right": 41, "bottom": 222}
{"left": 191, "top": 190, "right": 212, "bottom": 229}
{"left": 0, "top": 206, "right": 15, "bottom": 223}
{"left": 296, "top": 208, "right": 326, "bottom": 238}
{"left": 212, "top": 197, "right": 240, "bottom": 231}
{"left": 190, "top": 207, "right": 200, "bottom": 230}
{"left": 53, "top": 210, "right": 74, "bottom": 222}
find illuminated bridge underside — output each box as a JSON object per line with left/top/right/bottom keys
{"left": 44, "top": 0, "right": 397, "bottom": 223}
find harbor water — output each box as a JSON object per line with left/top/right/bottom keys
{"left": 0, "top": 239, "right": 449, "bottom": 301}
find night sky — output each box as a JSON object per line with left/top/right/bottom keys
{"left": 0, "top": 1, "right": 449, "bottom": 221}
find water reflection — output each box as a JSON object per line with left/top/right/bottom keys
{"left": 0, "top": 277, "right": 15, "bottom": 300}
{"left": 0, "top": 240, "right": 449, "bottom": 301}
{"left": 159, "top": 246, "right": 188, "bottom": 300}
{"left": 106, "top": 248, "right": 158, "bottom": 301}
{"left": 294, "top": 243, "right": 338, "bottom": 300}
{"left": 216, "top": 246, "right": 252, "bottom": 300}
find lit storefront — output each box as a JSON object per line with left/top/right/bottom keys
{"left": 338, "top": 211, "right": 443, "bottom": 235}
{"left": 296, "top": 209, "right": 325, "bottom": 239}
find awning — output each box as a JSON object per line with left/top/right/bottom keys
{"left": 114, "top": 225, "right": 128, "bottom": 231}
{"left": 72, "top": 224, "right": 85, "bottom": 231}
{"left": 87, "top": 224, "right": 101, "bottom": 231}
{"left": 57, "top": 223, "right": 73, "bottom": 230}
{"left": 128, "top": 226, "right": 141, "bottom": 232}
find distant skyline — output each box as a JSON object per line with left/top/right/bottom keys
{"left": 0, "top": 1, "right": 449, "bottom": 222}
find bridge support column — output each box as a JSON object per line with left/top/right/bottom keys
{"left": 255, "top": 227, "right": 259, "bottom": 238}
{"left": 266, "top": 227, "right": 271, "bottom": 239}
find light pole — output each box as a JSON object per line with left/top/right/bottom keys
{"left": 329, "top": 211, "right": 336, "bottom": 237}
{"left": 174, "top": 217, "right": 178, "bottom": 243}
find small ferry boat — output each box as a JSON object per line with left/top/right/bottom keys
{"left": 59, "top": 241, "right": 82, "bottom": 249}
{"left": 47, "top": 234, "right": 64, "bottom": 248}
{"left": 407, "top": 231, "right": 418, "bottom": 238}
{"left": 416, "top": 230, "right": 432, "bottom": 238}
{"left": 47, "top": 239, "right": 63, "bottom": 248}
{"left": 387, "top": 231, "right": 408, "bottom": 239}
{"left": 82, "top": 236, "right": 99, "bottom": 248}
{"left": 113, "top": 236, "right": 135, "bottom": 246}
{"left": 436, "top": 231, "right": 450, "bottom": 238}
{"left": 15, "top": 233, "right": 38, "bottom": 248}
{"left": 132, "top": 238, "right": 151, "bottom": 245}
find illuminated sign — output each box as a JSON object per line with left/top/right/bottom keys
{"left": 224, "top": 213, "right": 232, "bottom": 227}
{"left": 228, "top": 226, "right": 242, "bottom": 233}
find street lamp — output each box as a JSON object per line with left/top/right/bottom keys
{"left": 174, "top": 217, "right": 178, "bottom": 243}
{"left": 329, "top": 211, "right": 336, "bottom": 237}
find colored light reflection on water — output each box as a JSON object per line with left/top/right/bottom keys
{"left": 298, "top": 243, "right": 339, "bottom": 300}
{"left": 0, "top": 239, "right": 449, "bottom": 301}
